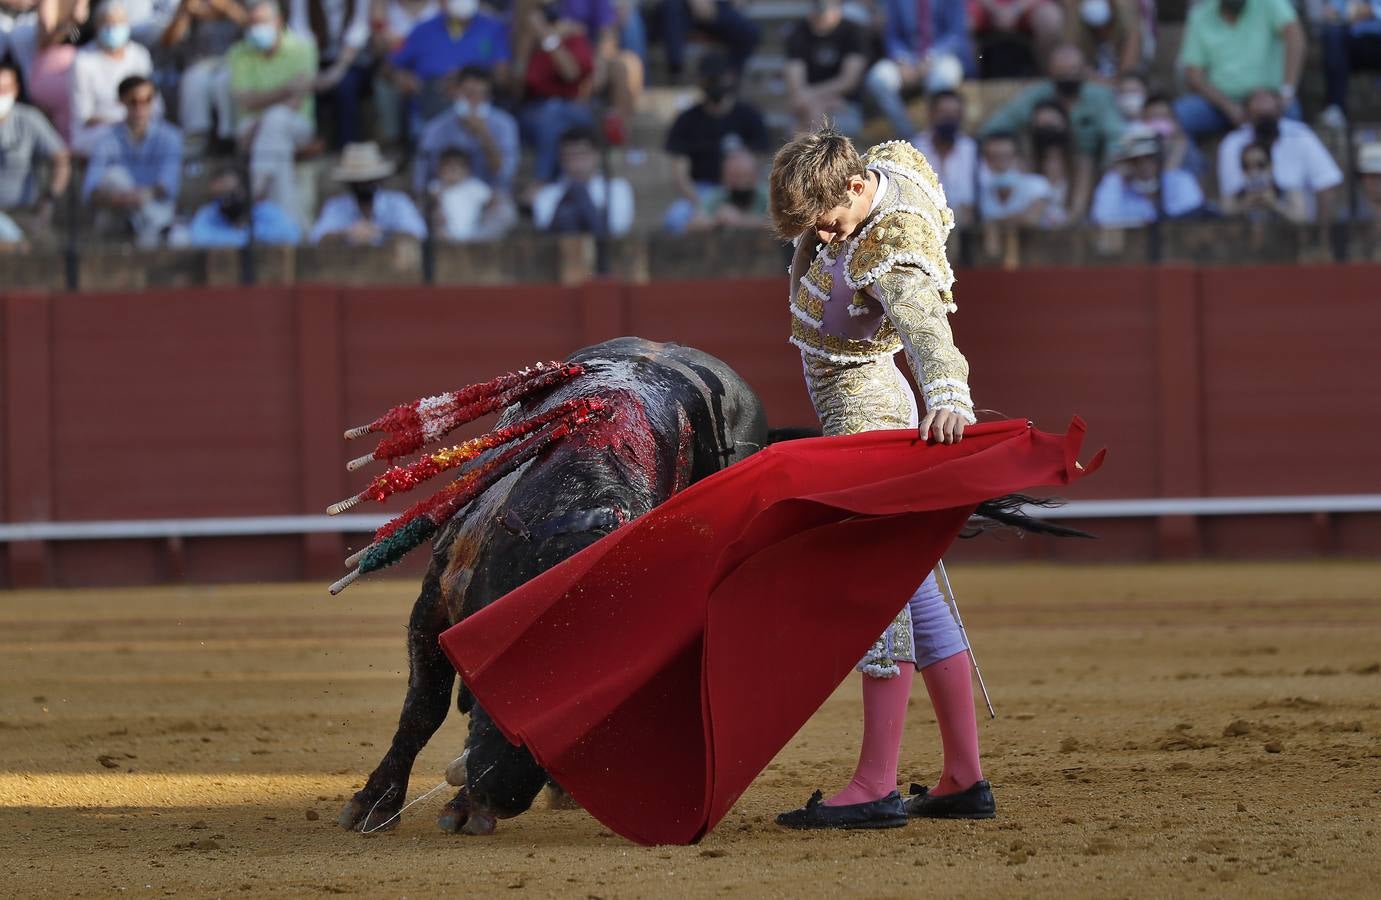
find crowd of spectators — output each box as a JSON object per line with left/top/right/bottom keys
{"left": 0, "top": 0, "right": 1379, "bottom": 256}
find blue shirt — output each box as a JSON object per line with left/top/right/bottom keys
{"left": 878, "top": 0, "right": 974, "bottom": 74}
{"left": 1090, "top": 169, "right": 1204, "bottom": 227}
{"left": 391, "top": 13, "right": 511, "bottom": 81}
{"left": 309, "top": 190, "right": 428, "bottom": 244}
{"left": 414, "top": 104, "right": 521, "bottom": 192}
{"left": 188, "top": 200, "right": 302, "bottom": 247}
{"left": 81, "top": 120, "right": 183, "bottom": 202}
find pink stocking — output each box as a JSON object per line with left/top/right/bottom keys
{"left": 825, "top": 666, "right": 914, "bottom": 806}
{"left": 920, "top": 650, "right": 984, "bottom": 796}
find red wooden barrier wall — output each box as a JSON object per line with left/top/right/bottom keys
{"left": 3, "top": 265, "right": 1380, "bottom": 588}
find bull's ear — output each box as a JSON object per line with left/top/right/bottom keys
{"left": 458, "top": 682, "right": 476, "bottom": 715}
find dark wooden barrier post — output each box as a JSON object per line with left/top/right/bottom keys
{"left": 296, "top": 285, "right": 347, "bottom": 579}
{"left": 3, "top": 292, "right": 54, "bottom": 586}
{"left": 1153, "top": 266, "right": 1204, "bottom": 557}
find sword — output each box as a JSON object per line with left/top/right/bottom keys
{"left": 935, "top": 559, "right": 996, "bottom": 719}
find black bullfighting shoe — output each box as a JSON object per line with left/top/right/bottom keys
{"left": 904, "top": 781, "right": 997, "bottom": 819}
{"left": 775, "top": 790, "right": 908, "bottom": 830}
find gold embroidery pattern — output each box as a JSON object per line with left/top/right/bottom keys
{"left": 801, "top": 352, "right": 916, "bottom": 437}
{"left": 874, "top": 265, "right": 973, "bottom": 419}
{"left": 795, "top": 255, "right": 830, "bottom": 325}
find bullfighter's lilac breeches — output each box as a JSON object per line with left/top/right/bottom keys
{"left": 856, "top": 570, "right": 970, "bottom": 677}
{"left": 908, "top": 571, "right": 969, "bottom": 668}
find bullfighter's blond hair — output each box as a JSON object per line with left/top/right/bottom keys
{"left": 768, "top": 126, "right": 867, "bottom": 240}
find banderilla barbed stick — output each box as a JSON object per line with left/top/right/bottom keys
{"left": 935, "top": 558, "right": 996, "bottom": 719}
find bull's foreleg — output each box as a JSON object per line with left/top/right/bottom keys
{"left": 338, "top": 563, "right": 455, "bottom": 832}
{"left": 436, "top": 706, "right": 549, "bottom": 835}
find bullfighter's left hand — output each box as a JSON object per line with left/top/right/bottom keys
{"left": 919, "top": 408, "right": 965, "bottom": 445}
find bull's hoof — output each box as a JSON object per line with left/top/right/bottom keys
{"left": 338, "top": 784, "right": 403, "bottom": 833}
{"left": 436, "top": 788, "right": 471, "bottom": 833}
{"left": 462, "top": 809, "right": 497, "bottom": 835}
{"left": 436, "top": 788, "right": 498, "bottom": 836}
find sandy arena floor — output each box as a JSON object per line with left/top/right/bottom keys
{"left": 2, "top": 562, "right": 1380, "bottom": 898}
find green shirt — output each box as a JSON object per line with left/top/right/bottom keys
{"left": 1178, "top": 0, "right": 1297, "bottom": 101}
{"left": 978, "top": 81, "right": 1125, "bottom": 160}
{"left": 227, "top": 32, "right": 318, "bottom": 128}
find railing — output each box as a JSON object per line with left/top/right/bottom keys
{"left": 5, "top": 494, "right": 1381, "bottom": 543}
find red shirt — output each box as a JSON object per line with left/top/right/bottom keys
{"left": 524, "top": 33, "right": 594, "bottom": 101}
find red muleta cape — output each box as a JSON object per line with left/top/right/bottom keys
{"left": 439, "top": 417, "right": 1104, "bottom": 846}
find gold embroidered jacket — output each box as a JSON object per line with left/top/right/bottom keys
{"left": 789, "top": 141, "right": 975, "bottom": 423}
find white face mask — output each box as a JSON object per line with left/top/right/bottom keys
{"left": 247, "top": 22, "right": 279, "bottom": 51}
{"left": 454, "top": 98, "right": 490, "bottom": 117}
{"left": 1080, "top": 0, "right": 1112, "bottom": 27}
{"left": 447, "top": 0, "right": 478, "bottom": 18}
{"left": 0, "top": 94, "right": 15, "bottom": 118}
{"left": 1117, "top": 90, "right": 1145, "bottom": 119}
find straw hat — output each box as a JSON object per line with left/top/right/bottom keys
{"left": 1358, "top": 142, "right": 1381, "bottom": 175}
{"left": 331, "top": 142, "right": 396, "bottom": 182}
{"left": 1113, "top": 124, "right": 1161, "bottom": 162}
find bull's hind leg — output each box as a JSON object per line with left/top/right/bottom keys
{"left": 339, "top": 562, "right": 455, "bottom": 832}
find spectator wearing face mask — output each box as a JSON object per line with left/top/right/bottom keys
{"left": 685, "top": 146, "right": 766, "bottom": 232}
{"left": 912, "top": 89, "right": 976, "bottom": 224}
{"left": 661, "top": 52, "right": 767, "bottom": 234}
{"left": 784, "top": 0, "right": 869, "bottom": 137}
{"left": 979, "top": 43, "right": 1124, "bottom": 163}
{"left": 82, "top": 74, "right": 181, "bottom": 246}
{"left": 1140, "top": 91, "right": 1204, "bottom": 177}
{"left": 0, "top": 60, "right": 70, "bottom": 243}
{"left": 1318, "top": 0, "right": 1381, "bottom": 130}
{"left": 389, "top": 0, "right": 510, "bottom": 130}
{"left": 1175, "top": 0, "right": 1304, "bottom": 138}
{"left": 310, "top": 140, "right": 426, "bottom": 244}
{"left": 531, "top": 124, "right": 632, "bottom": 235}
{"left": 1221, "top": 139, "right": 1308, "bottom": 223}
{"left": 71, "top": 0, "right": 156, "bottom": 154}
{"left": 1089, "top": 123, "right": 1203, "bottom": 227}
{"left": 187, "top": 166, "right": 301, "bottom": 246}
{"left": 228, "top": 0, "right": 319, "bottom": 228}
{"left": 1217, "top": 88, "right": 1341, "bottom": 225}
{"left": 414, "top": 65, "right": 519, "bottom": 194}
{"left": 1060, "top": 0, "right": 1140, "bottom": 79}
{"left": 1028, "top": 98, "right": 1087, "bottom": 226}
{"left": 977, "top": 130, "right": 1050, "bottom": 226}
{"left": 863, "top": 0, "right": 974, "bottom": 139}
{"left": 1114, "top": 71, "right": 1145, "bottom": 118}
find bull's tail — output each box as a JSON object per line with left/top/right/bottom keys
{"left": 964, "top": 493, "right": 1094, "bottom": 540}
